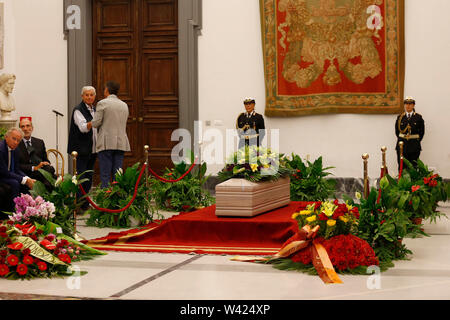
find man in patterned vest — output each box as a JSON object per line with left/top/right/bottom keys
{"left": 67, "top": 86, "right": 98, "bottom": 210}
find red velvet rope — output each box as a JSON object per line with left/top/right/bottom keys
{"left": 79, "top": 160, "right": 197, "bottom": 213}
{"left": 377, "top": 166, "right": 386, "bottom": 204}
{"left": 79, "top": 163, "right": 147, "bottom": 213}
{"left": 147, "top": 160, "right": 197, "bottom": 183}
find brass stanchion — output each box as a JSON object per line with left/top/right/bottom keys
{"left": 381, "top": 146, "right": 387, "bottom": 171}
{"left": 198, "top": 141, "right": 203, "bottom": 165}
{"left": 362, "top": 153, "right": 369, "bottom": 199}
{"left": 71, "top": 151, "right": 84, "bottom": 242}
{"left": 144, "top": 145, "right": 150, "bottom": 194}
{"left": 399, "top": 141, "right": 404, "bottom": 162}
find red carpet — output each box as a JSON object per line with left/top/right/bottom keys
{"left": 86, "top": 201, "right": 313, "bottom": 255}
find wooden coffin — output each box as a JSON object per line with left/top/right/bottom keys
{"left": 215, "top": 177, "right": 290, "bottom": 217}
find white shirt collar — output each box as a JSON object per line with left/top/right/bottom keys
{"left": 84, "top": 102, "right": 94, "bottom": 111}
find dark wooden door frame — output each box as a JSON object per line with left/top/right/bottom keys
{"left": 64, "top": 0, "right": 201, "bottom": 172}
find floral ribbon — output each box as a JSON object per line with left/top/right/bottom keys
{"left": 16, "top": 236, "right": 67, "bottom": 266}
{"left": 231, "top": 225, "right": 342, "bottom": 284}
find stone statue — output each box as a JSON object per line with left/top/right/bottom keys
{"left": 0, "top": 73, "right": 16, "bottom": 120}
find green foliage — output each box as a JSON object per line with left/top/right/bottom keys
{"left": 266, "top": 257, "right": 393, "bottom": 275}
{"left": 285, "top": 154, "right": 336, "bottom": 201}
{"left": 151, "top": 159, "right": 215, "bottom": 212}
{"left": 30, "top": 169, "right": 89, "bottom": 236}
{"left": 349, "top": 183, "right": 425, "bottom": 264}
{"left": 401, "top": 159, "right": 449, "bottom": 222}
{"left": 0, "top": 127, "right": 7, "bottom": 140}
{"left": 217, "top": 145, "right": 293, "bottom": 183}
{"left": 86, "top": 163, "right": 158, "bottom": 228}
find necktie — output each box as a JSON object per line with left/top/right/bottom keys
{"left": 26, "top": 140, "right": 32, "bottom": 153}
{"left": 7, "top": 150, "right": 11, "bottom": 171}
{"left": 9, "top": 150, "right": 14, "bottom": 172}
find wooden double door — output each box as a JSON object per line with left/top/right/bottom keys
{"left": 92, "top": 0, "right": 179, "bottom": 174}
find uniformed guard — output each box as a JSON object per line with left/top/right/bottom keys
{"left": 236, "top": 98, "right": 266, "bottom": 149}
{"left": 395, "top": 96, "right": 425, "bottom": 169}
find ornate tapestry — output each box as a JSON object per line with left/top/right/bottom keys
{"left": 260, "top": 0, "right": 404, "bottom": 117}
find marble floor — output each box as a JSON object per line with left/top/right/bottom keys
{"left": 1, "top": 205, "right": 450, "bottom": 303}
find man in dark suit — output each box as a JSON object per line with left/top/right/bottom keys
{"left": 18, "top": 117, "right": 55, "bottom": 190}
{"left": 0, "top": 127, "right": 36, "bottom": 213}
{"left": 236, "top": 98, "right": 266, "bottom": 149}
{"left": 67, "top": 86, "right": 97, "bottom": 209}
{"left": 0, "top": 182, "right": 13, "bottom": 219}
{"left": 395, "top": 96, "right": 425, "bottom": 169}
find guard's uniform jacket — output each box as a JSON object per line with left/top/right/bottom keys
{"left": 395, "top": 111, "right": 425, "bottom": 166}
{"left": 236, "top": 111, "right": 265, "bottom": 147}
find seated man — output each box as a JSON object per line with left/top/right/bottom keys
{"left": 0, "top": 182, "right": 12, "bottom": 219}
{"left": 17, "top": 117, "right": 56, "bottom": 190}
{"left": 0, "top": 127, "right": 36, "bottom": 212}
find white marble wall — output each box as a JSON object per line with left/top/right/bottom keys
{"left": 199, "top": 0, "right": 450, "bottom": 179}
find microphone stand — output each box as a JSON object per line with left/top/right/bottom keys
{"left": 52, "top": 109, "right": 64, "bottom": 151}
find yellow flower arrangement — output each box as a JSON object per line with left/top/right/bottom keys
{"left": 291, "top": 201, "right": 359, "bottom": 239}
{"left": 218, "top": 145, "right": 292, "bottom": 183}
{"left": 321, "top": 202, "right": 337, "bottom": 217}
{"left": 327, "top": 219, "right": 336, "bottom": 227}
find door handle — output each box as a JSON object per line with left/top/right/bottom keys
{"left": 132, "top": 117, "right": 137, "bottom": 121}
{"left": 138, "top": 117, "right": 143, "bottom": 122}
